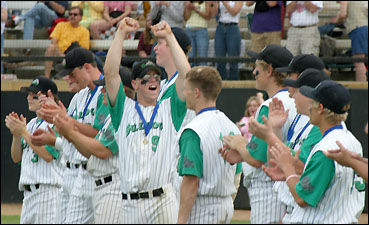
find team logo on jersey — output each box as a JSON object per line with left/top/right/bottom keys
{"left": 104, "top": 129, "right": 114, "bottom": 141}
{"left": 183, "top": 156, "right": 194, "bottom": 169}
{"left": 247, "top": 141, "right": 257, "bottom": 151}
{"left": 97, "top": 113, "right": 107, "bottom": 125}
{"left": 301, "top": 176, "right": 313, "bottom": 192}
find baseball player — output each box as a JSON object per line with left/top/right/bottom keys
{"left": 5, "top": 76, "right": 63, "bottom": 224}
{"left": 220, "top": 44, "right": 296, "bottom": 224}
{"left": 269, "top": 80, "right": 365, "bottom": 223}
{"left": 36, "top": 47, "right": 109, "bottom": 224}
{"left": 177, "top": 66, "right": 240, "bottom": 223}
{"left": 103, "top": 18, "right": 190, "bottom": 223}
{"left": 50, "top": 67, "right": 135, "bottom": 224}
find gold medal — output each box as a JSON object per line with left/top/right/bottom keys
{"left": 143, "top": 138, "right": 148, "bottom": 145}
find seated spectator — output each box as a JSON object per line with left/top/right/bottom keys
{"left": 246, "top": 1, "right": 283, "bottom": 52}
{"left": 90, "top": 1, "right": 133, "bottom": 40}
{"left": 333, "top": 1, "right": 368, "bottom": 81}
{"left": 71, "top": 1, "right": 104, "bottom": 29}
{"left": 44, "top": 6, "right": 90, "bottom": 78}
{"left": 286, "top": 1, "right": 323, "bottom": 56}
{"left": 6, "top": 1, "right": 68, "bottom": 40}
{"left": 184, "top": 1, "right": 213, "bottom": 67}
{"left": 137, "top": 16, "right": 154, "bottom": 57}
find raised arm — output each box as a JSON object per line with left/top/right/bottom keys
{"left": 104, "top": 17, "right": 139, "bottom": 107}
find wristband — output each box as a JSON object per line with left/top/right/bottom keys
{"left": 55, "top": 137, "right": 63, "bottom": 152}
{"left": 285, "top": 174, "right": 299, "bottom": 184}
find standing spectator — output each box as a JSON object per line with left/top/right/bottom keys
{"left": 149, "top": 1, "right": 185, "bottom": 29}
{"left": 214, "top": 1, "right": 244, "bottom": 80}
{"left": 237, "top": 94, "right": 263, "bottom": 141}
{"left": 71, "top": 1, "right": 104, "bottom": 29}
{"left": 90, "top": 1, "right": 133, "bottom": 40}
{"left": 246, "top": 1, "right": 284, "bottom": 52}
{"left": 7, "top": 1, "right": 68, "bottom": 40}
{"left": 137, "top": 16, "right": 154, "bottom": 57}
{"left": 1, "top": 1, "right": 7, "bottom": 74}
{"left": 184, "top": 1, "right": 213, "bottom": 66}
{"left": 332, "top": 1, "right": 368, "bottom": 81}
{"left": 44, "top": 6, "right": 90, "bottom": 78}
{"left": 286, "top": 1, "right": 323, "bottom": 56}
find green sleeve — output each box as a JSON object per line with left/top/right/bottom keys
{"left": 295, "top": 151, "right": 335, "bottom": 207}
{"left": 169, "top": 84, "right": 188, "bottom": 132}
{"left": 44, "top": 125, "right": 60, "bottom": 159}
{"left": 177, "top": 129, "right": 203, "bottom": 178}
{"left": 236, "top": 162, "right": 242, "bottom": 174}
{"left": 298, "top": 126, "right": 322, "bottom": 163}
{"left": 107, "top": 81, "right": 126, "bottom": 131}
{"left": 92, "top": 93, "right": 110, "bottom": 130}
{"left": 247, "top": 106, "right": 269, "bottom": 163}
{"left": 158, "top": 80, "right": 172, "bottom": 102}
{"left": 96, "top": 120, "right": 119, "bottom": 155}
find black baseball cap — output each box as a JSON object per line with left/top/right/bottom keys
{"left": 246, "top": 44, "right": 293, "bottom": 68}
{"left": 20, "top": 76, "right": 58, "bottom": 95}
{"left": 131, "top": 59, "right": 162, "bottom": 80}
{"left": 93, "top": 66, "right": 133, "bottom": 89}
{"left": 171, "top": 27, "right": 191, "bottom": 54}
{"left": 276, "top": 54, "right": 325, "bottom": 74}
{"left": 283, "top": 68, "right": 331, "bottom": 88}
{"left": 55, "top": 47, "right": 95, "bottom": 78}
{"left": 300, "top": 80, "right": 351, "bottom": 114}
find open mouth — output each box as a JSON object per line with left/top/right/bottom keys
{"left": 149, "top": 85, "right": 158, "bottom": 91}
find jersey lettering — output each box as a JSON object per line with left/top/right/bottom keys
{"left": 31, "top": 152, "right": 38, "bottom": 163}
{"left": 352, "top": 171, "right": 365, "bottom": 192}
{"left": 125, "top": 122, "right": 163, "bottom": 137}
{"left": 152, "top": 136, "right": 160, "bottom": 152}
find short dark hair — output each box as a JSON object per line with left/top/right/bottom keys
{"left": 69, "top": 6, "right": 83, "bottom": 17}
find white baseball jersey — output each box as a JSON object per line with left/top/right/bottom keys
{"left": 245, "top": 89, "right": 297, "bottom": 224}
{"left": 19, "top": 117, "right": 63, "bottom": 224}
{"left": 286, "top": 127, "right": 365, "bottom": 224}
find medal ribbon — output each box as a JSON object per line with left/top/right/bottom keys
{"left": 135, "top": 101, "right": 160, "bottom": 137}
{"left": 82, "top": 74, "right": 104, "bottom": 120}
{"left": 287, "top": 114, "right": 301, "bottom": 141}
{"left": 291, "top": 121, "right": 310, "bottom": 149}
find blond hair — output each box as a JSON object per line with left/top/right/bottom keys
{"left": 311, "top": 100, "right": 349, "bottom": 123}
{"left": 186, "top": 66, "right": 222, "bottom": 101}
{"left": 256, "top": 60, "right": 287, "bottom": 86}
{"left": 244, "top": 96, "right": 261, "bottom": 117}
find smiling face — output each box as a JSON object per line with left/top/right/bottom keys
{"left": 254, "top": 60, "right": 271, "bottom": 91}
{"left": 154, "top": 39, "right": 171, "bottom": 68}
{"left": 247, "top": 99, "right": 259, "bottom": 117}
{"left": 68, "top": 65, "right": 91, "bottom": 91}
{"left": 133, "top": 69, "right": 161, "bottom": 105}
{"left": 293, "top": 88, "right": 312, "bottom": 116}
{"left": 27, "top": 92, "right": 41, "bottom": 112}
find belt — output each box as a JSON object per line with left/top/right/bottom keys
{"left": 24, "top": 184, "right": 40, "bottom": 192}
{"left": 122, "top": 187, "right": 164, "bottom": 200}
{"left": 219, "top": 22, "right": 238, "bottom": 26}
{"left": 66, "top": 161, "right": 87, "bottom": 170}
{"left": 293, "top": 23, "right": 317, "bottom": 28}
{"left": 95, "top": 175, "right": 112, "bottom": 187}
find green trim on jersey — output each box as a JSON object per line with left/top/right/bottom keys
{"left": 247, "top": 106, "right": 269, "bottom": 163}
{"left": 96, "top": 120, "right": 119, "bottom": 154}
{"left": 296, "top": 151, "right": 335, "bottom": 207}
{"left": 298, "top": 125, "right": 322, "bottom": 163}
{"left": 107, "top": 81, "right": 126, "bottom": 131}
{"left": 236, "top": 162, "right": 242, "bottom": 174}
{"left": 169, "top": 84, "right": 187, "bottom": 132}
{"left": 44, "top": 125, "right": 60, "bottom": 159}
{"left": 93, "top": 93, "right": 110, "bottom": 130}
{"left": 177, "top": 129, "right": 203, "bottom": 178}
{"left": 158, "top": 80, "right": 172, "bottom": 103}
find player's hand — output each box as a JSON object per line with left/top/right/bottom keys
{"left": 150, "top": 21, "right": 172, "bottom": 39}
{"left": 270, "top": 142, "right": 295, "bottom": 175}
{"left": 248, "top": 116, "right": 273, "bottom": 141}
{"left": 117, "top": 17, "right": 140, "bottom": 34}
{"left": 53, "top": 114, "right": 77, "bottom": 141}
{"left": 262, "top": 159, "right": 286, "bottom": 181}
{"left": 219, "top": 147, "right": 243, "bottom": 164}
{"left": 37, "top": 100, "right": 67, "bottom": 124}
{"left": 5, "top": 113, "right": 27, "bottom": 137}
{"left": 323, "top": 140, "right": 359, "bottom": 167}
{"left": 31, "top": 126, "right": 56, "bottom": 146}
{"left": 222, "top": 134, "right": 248, "bottom": 153}
{"left": 37, "top": 90, "right": 56, "bottom": 106}
{"left": 268, "top": 97, "right": 289, "bottom": 131}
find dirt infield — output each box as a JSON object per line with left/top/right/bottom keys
{"left": 1, "top": 203, "right": 367, "bottom": 223}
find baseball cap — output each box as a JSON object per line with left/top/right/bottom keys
{"left": 20, "top": 76, "right": 58, "bottom": 95}
{"left": 276, "top": 54, "right": 325, "bottom": 74}
{"left": 171, "top": 27, "right": 191, "bottom": 54}
{"left": 283, "top": 68, "right": 331, "bottom": 88}
{"left": 131, "top": 59, "right": 162, "bottom": 80}
{"left": 246, "top": 44, "right": 293, "bottom": 68}
{"left": 55, "top": 47, "right": 95, "bottom": 78}
{"left": 300, "top": 80, "right": 351, "bottom": 114}
{"left": 93, "top": 66, "right": 133, "bottom": 89}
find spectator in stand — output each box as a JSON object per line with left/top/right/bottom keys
{"left": 44, "top": 6, "right": 90, "bottom": 78}
{"left": 90, "top": 1, "right": 133, "bottom": 40}
{"left": 246, "top": 1, "right": 283, "bottom": 52}
{"left": 149, "top": 2, "right": 185, "bottom": 29}
{"left": 286, "top": 1, "right": 323, "bottom": 56}
{"left": 71, "top": 1, "right": 104, "bottom": 30}
{"left": 137, "top": 16, "right": 154, "bottom": 57}
{"left": 214, "top": 1, "right": 244, "bottom": 80}
{"left": 184, "top": 1, "right": 214, "bottom": 67}
{"left": 1, "top": 1, "right": 7, "bottom": 74}
{"left": 237, "top": 93, "right": 264, "bottom": 141}
{"left": 332, "top": 1, "right": 368, "bottom": 82}
{"left": 6, "top": 1, "right": 68, "bottom": 41}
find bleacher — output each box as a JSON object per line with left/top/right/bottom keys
{"left": 2, "top": 1, "right": 366, "bottom": 80}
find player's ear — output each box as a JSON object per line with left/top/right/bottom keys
{"left": 131, "top": 80, "right": 138, "bottom": 90}
{"left": 194, "top": 87, "right": 201, "bottom": 98}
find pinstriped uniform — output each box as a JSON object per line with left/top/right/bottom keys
{"left": 285, "top": 129, "right": 365, "bottom": 224}
{"left": 86, "top": 114, "right": 121, "bottom": 224}
{"left": 19, "top": 117, "right": 63, "bottom": 224}
{"left": 59, "top": 86, "right": 108, "bottom": 224}
{"left": 178, "top": 110, "right": 239, "bottom": 223}
{"left": 245, "top": 90, "right": 297, "bottom": 224}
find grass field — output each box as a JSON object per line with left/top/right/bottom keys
{"left": 1, "top": 215, "right": 250, "bottom": 224}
